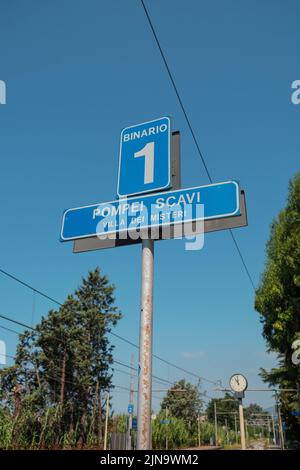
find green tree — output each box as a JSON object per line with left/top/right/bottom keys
{"left": 206, "top": 393, "right": 238, "bottom": 429}
{"left": 255, "top": 172, "right": 300, "bottom": 444}
{"left": 244, "top": 403, "right": 265, "bottom": 420}
{"left": 0, "top": 267, "right": 121, "bottom": 449}
{"left": 152, "top": 412, "right": 189, "bottom": 449}
{"left": 160, "top": 379, "right": 203, "bottom": 426}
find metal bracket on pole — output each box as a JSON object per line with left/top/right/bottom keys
{"left": 137, "top": 239, "right": 154, "bottom": 450}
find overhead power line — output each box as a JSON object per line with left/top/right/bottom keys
{"left": 140, "top": 0, "right": 213, "bottom": 184}
{"left": 0, "top": 320, "right": 172, "bottom": 387}
{"left": 0, "top": 350, "right": 133, "bottom": 395}
{"left": 139, "top": 0, "right": 256, "bottom": 291}
{"left": 0, "top": 323, "right": 21, "bottom": 335}
{"left": 0, "top": 350, "right": 180, "bottom": 399}
{"left": 0, "top": 266, "right": 221, "bottom": 386}
{"left": 0, "top": 268, "right": 61, "bottom": 306}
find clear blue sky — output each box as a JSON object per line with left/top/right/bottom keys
{"left": 0, "top": 0, "right": 299, "bottom": 413}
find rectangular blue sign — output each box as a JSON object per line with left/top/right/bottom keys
{"left": 117, "top": 116, "right": 171, "bottom": 197}
{"left": 61, "top": 181, "right": 240, "bottom": 242}
{"left": 128, "top": 404, "right": 134, "bottom": 414}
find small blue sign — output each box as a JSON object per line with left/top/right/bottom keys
{"left": 117, "top": 116, "right": 171, "bottom": 197}
{"left": 61, "top": 181, "right": 240, "bottom": 242}
{"left": 292, "top": 411, "right": 300, "bottom": 417}
{"left": 132, "top": 418, "right": 137, "bottom": 430}
{"left": 160, "top": 419, "right": 171, "bottom": 424}
{"left": 128, "top": 404, "right": 134, "bottom": 414}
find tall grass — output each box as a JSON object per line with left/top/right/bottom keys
{"left": 0, "top": 406, "right": 104, "bottom": 450}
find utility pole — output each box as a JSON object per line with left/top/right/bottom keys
{"left": 234, "top": 413, "right": 238, "bottom": 443}
{"left": 127, "top": 354, "right": 135, "bottom": 450}
{"left": 198, "top": 414, "right": 201, "bottom": 448}
{"left": 267, "top": 416, "right": 271, "bottom": 444}
{"left": 165, "top": 407, "right": 169, "bottom": 450}
{"left": 271, "top": 414, "right": 276, "bottom": 445}
{"left": 137, "top": 239, "right": 154, "bottom": 450}
{"left": 275, "top": 392, "right": 285, "bottom": 450}
{"left": 103, "top": 392, "right": 110, "bottom": 451}
{"left": 214, "top": 401, "right": 218, "bottom": 446}
{"left": 245, "top": 419, "right": 248, "bottom": 442}
{"left": 225, "top": 418, "right": 229, "bottom": 443}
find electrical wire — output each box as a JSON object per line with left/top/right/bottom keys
{"left": 0, "top": 270, "right": 220, "bottom": 387}
{"left": 0, "top": 315, "right": 204, "bottom": 391}
{"left": 0, "top": 351, "right": 134, "bottom": 395}
{"left": 139, "top": 0, "right": 256, "bottom": 291}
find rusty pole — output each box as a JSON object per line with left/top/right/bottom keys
{"left": 127, "top": 353, "right": 135, "bottom": 450}
{"left": 137, "top": 238, "right": 154, "bottom": 450}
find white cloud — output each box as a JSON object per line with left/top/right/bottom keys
{"left": 181, "top": 351, "right": 205, "bottom": 360}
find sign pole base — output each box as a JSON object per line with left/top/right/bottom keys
{"left": 137, "top": 238, "right": 154, "bottom": 450}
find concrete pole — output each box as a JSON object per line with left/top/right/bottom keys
{"left": 127, "top": 354, "right": 135, "bottom": 450}
{"left": 103, "top": 392, "right": 110, "bottom": 450}
{"left": 225, "top": 418, "right": 228, "bottom": 443}
{"left": 137, "top": 239, "right": 154, "bottom": 450}
{"left": 198, "top": 415, "right": 201, "bottom": 448}
{"left": 234, "top": 413, "right": 238, "bottom": 443}
{"left": 238, "top": 398, "right": 246, "bottom": 450}
{"left": 271, "top": 414, "right": 276, "bottom": 445}
{"left": 276, "top": 398, "right": 285, "bottom": 450}
{"left": 165, "top": 407, "right": 168, "bottom": 450}
{"left": 214, "top": 402, "right": 218, "bottom": 446}
{"left": 267, "top": 416, "right": 271, "bottom": 444}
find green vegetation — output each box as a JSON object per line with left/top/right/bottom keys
{"left": 255, "top": 172, "right": 300, "bottom": 445}
{"left": 152, "top": 412, "right": 190, "bottom": 449}
{"left": 0, "top": 268, "right": 121, "bottom": 449}
{"left": 151, "top": 383, "right": 268, "bottom": 449}
{"left": 160, "top": 379, "right": 203, "bottom": 424}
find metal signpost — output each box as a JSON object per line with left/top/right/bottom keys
{"left": 60, "top": 116, "right": 248, "bottom": 450}
{"left": 128, "top": 404, "right": 134, "bottom": 414}
{"left": 229, "top": 374, "right": 248, "bottom": 450}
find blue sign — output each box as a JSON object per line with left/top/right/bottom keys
{"left": 128, "top": 404, "right": 134, "bottom": 414}
{"left": 132, "top": 418, "right": 137, "bottom": 430}
{"left": 292, "top": 411, "right": 300, "bottom": 417}
{"left": 117, "top": 116, "right": 171, "bottom": 197}
{"left": 160, "top": 419, "right": 171, "bottom": 425}
{"left": 61, "top": 181, "right": 240, "bottom": 241}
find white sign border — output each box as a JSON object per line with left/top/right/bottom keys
{"left": 116, "top": 116, "right": 171, "bottom": 198}
{"left": 61, "top": 181, "right": 240, "bottom": 242}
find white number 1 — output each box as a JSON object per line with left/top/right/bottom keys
{"left": 134, "top": 142, "right": 154, "bottom": 184}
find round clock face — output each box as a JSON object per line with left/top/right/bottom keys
{"left": 229, "top": 374, "right": 248, "bottom": 392}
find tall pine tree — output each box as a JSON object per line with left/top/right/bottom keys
{"left": 0, "top": 267, "right": 121, "bottom": 448}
